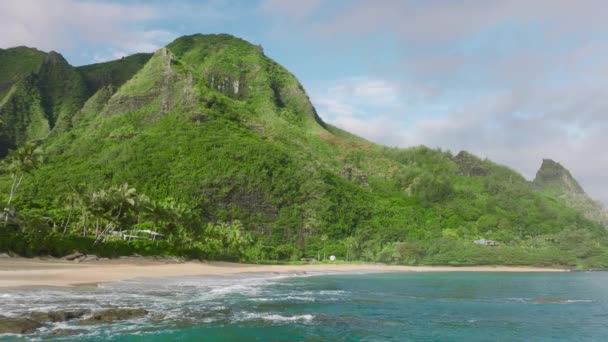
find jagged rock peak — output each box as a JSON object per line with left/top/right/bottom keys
{"left": 533, "top": 159, "right": 585, "bottom": 194}
{"left": 452, "top": 151, "right": 490, "bottom": 177}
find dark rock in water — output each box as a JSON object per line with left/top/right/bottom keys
{"left": 31, "top": 309, "right": 88, "bottom": 322}
{"left": 50, "top": 328, "right": 85, "bottom": 337}
{"left": 63, "top": 252, "right": 84, "bottom": 261}
{"left": 0, "top": 316, "right": 42, "bottom": 334}
{"left": 79, "top": 308, "right": 148, "bottom": 325}
{"left": 149, "top": 313, "right": 166, "bottom": 321}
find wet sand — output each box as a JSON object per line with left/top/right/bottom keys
{"left": 0, "top": 257, "right": 568, "bottom": 288}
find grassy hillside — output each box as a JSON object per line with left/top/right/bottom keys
{"left": 1, "top": 34, "right": 607, "bottom": 268}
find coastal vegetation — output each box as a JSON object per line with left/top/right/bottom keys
{"left": 1, "top": 35, "right": 608, "bottom": 269}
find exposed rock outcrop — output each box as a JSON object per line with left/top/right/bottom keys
{"left": 0, "top": 316, "right": 42, "bottom": 334}
{"left": 79, "top": 308, "right": 148, "bottom": 325}
{"left": 533, "top": 159, "right": 608, "bottom": 227}
{"left": 30, "top": 310, "right": 88, "bottom": 322}
{"left": 533, "top": 159, "right": 585, "bottom": 194}
{"left": 63, "top": 252, "right": 84, "bottom": 261}
{"left": 452, "top": 151, "right": 490, "bottom": 177}
{"left": 50, "top": 328, "right": 85, "bottom": 337}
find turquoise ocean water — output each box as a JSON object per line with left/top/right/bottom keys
{"left": 1, "top": 271, "right": 608, "bottom": 341}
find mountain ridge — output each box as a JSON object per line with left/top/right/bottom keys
{"left": 1, "top": 33, "right": 607, "bottom": 267}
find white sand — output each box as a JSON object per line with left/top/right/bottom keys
{"left": 0, "top": 257, "right": 568, "bottom": 288}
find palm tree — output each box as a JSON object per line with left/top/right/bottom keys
{"left": 89, "top": 188, "right": 112, "bottom": 237}
{"left": 56, "top": 184, "right": 89, "bottom": 235}
{"left": 320, "top": 234, "right": 328, "bottom": 261}
{"left": 344, "top": 236, "right": 358, "bottom": 261}
{"left": 110, "top": 183, "right": 138, "bottom": 226}
{"left": 134, "top": 193, "right": 152, "bottom": 224}
{"left": 92, "top": 183, "right": 138, "bottom": 243}
{"left": 2, "top": 142, "right": 43, "bottom": 225}
{"left": 151, "top": 197, "right": 197, "bottom": 240}
{"left": 223, "top": 221, "right": 251, "bottom": 255}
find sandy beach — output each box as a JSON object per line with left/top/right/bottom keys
{"left": 0, "top": 257, "right": 568, "bottom": 288}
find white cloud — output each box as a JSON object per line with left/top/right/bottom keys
{"left": 316, "top": 0, "right": 608, "bottom": 43}
{"left": 259, "top": 0, "right": 321, "bottom": 19}
{"left": 311, "top": 77, "right": 408, "bottom": 143}
{"left": 0, "top": 0, "right": 159, "bottom": 52}
{"left": 313, "top": 77, "right": 403, "bottom": 115}
{"left": 88, "top": 29, "right": 179, "bottom": 63}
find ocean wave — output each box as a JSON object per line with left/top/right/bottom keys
{"left": 285, "top": 296, "right": 316, "bottom": 301}
{"left": 531, "top": 297, "right": 594, "bottom": 304}
{"left": 318, "top": 290, "right": 346, "bottom": 295}
{"left": 0, "top": 272, "right": 322, "bottom": 339}
{"left": 239, "top": 312, "right": 315, "bottom": 323}
{"left": 506, "top": 297, "right": 530, "bottom": 302}
{"left": 208, "top": 284, "right": 260, "bottom": 296}
{"left": 250, "top": 297, "right": 274, "bottom": 302}
{"left": 250, "top": 295, "right": 317, "bottom": 302}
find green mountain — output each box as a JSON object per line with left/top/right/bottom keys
{"left": 534, "top": 159, "right": 608, "bottom": 227}
{"left": 0, "top": 47, "right": 88, "bottom": 156}
{"left": 1, "top": 34, "right": 607, "bottom": 268}
{"left": 0, "top": 46, "right": 47, "bottom": 100}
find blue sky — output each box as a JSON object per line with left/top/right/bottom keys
{"left": 1, "top": 0, "right": 607, "bottom": 204}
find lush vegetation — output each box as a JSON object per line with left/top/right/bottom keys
{"left": 1, "top": 34, "right": 607, "bottom": 269}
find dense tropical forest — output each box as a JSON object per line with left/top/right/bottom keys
{"left": 1, "top": 34, "right": 607, "bottom": 269}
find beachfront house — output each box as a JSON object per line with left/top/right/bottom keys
{"left": 110, "top": 230, "right": 165, "bottom": 241}
{"left": 474, "top": 239, "right": 498, "bottom": 246}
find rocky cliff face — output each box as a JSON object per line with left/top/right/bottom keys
{"left": 533, "top": 159, "right": 608, "bottom": 227}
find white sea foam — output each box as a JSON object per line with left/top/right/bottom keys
{"left": 565, "top": 299, "right": 594, "bottom": 303}
{"left": 209, "top": 283, "right": 259, "bottom": 296}
{"left": 262, "top": 314, "right": 315, "bottom": 322}
{"left": 250, "top": 297, "right": 273, "bottom": 302}
{"left": 0, "top": 271, "right": 329, "bottom": 339}
{"left": 239, "top": 312, "right": 315, "bottom": 323}
{"left": 318, "top": 290, "right": 345, "bottom": 295}
{"left": 250, "top": 295, "right": 316, "bottom": 302}
{"left": 284, "top": 296, "right": 316, "bottom": 301}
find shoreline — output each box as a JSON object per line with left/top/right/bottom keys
{"left": 0, "top": 257, "right": 569, "bottom": 288}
